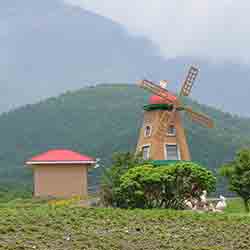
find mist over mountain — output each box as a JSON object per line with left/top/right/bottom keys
{"left": 1, "top": 0, "right": 250, "bottom": 116}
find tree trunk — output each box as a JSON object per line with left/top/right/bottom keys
{"left": 243, "top": 199, "right": 249, "bottom": 213}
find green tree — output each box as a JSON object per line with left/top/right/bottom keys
{"left": 100, "top": 152, "right": 147, "bottom": 207}
{"left": 119, "top": 162, "right": 216, "bottom": 209}
{"left": 220, "top": 148, "right": 250, "bottom": 212}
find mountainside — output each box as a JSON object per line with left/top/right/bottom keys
{"left": 1, "top": 0, "right": 250, "bottom": 116}
{"left": 0, "top": 84, "right": 250, "bottom": 193}
{"left": 0, "top": 0, "right": 166, "bottom": 112}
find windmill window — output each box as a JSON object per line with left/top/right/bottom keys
{"left": 142, "top": 145, "right": 150, "bottom": 160}
{"left": 167, "top": 125, "right": 176, "bottom": 136}
{"left": 165, "top": 144, "right": 180, "bottom": 160}
{"left": 144, "top": 125, "right": 152, "bottom": 137}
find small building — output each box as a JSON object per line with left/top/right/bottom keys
{"left": 26, "top": 149, "right": 96, "bottom": 198}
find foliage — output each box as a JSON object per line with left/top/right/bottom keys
{"left": 220, "top": 148, "right": 250, "bottom": 212}
{"left": 0, "top": 197, "right": 250, "bottom": 250}
{"left": 119, "top": 162, "right": 216, "bottom": 209}
{"left": 100, "top": 152, "right": 146, "bottom": 207}
{"left": 48, "top": 196, "right": 82, "bottom": 207}
{"left": 0, "top": 84, "right": 250, "bottom": 193}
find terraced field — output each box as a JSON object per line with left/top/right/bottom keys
{"left": 0, "top": 198, "right": 249, "bottom": 250}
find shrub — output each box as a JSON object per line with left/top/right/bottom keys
{"left": 101, "top": 156, "right": 216, "bottom": 209}
{"left": 119, "top": 162, "right": 216, "bottom": 209}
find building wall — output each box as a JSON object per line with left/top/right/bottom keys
{"left": 32, "top": 164, "right": 89, "bottom": 198}
{"left": 136, "top": 110, "right": 191, "bottom": 161}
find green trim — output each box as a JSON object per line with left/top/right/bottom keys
{"left": 151, "top": 160, "right": 192, "bottom": 166}
{"left": 143, "top": 104, "right": 174, "bottom": 111}
{"left": 143, "top": 104, "right": 184, "bottom": 111}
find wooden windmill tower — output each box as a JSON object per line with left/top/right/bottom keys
{"left": 136, "top": 66, "right": 214, "bottom": 161}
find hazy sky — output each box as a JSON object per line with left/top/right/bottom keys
{"left": 65, "top": 0, "right": 250, "bottom": 64}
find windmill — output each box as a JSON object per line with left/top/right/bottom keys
{"left": 136, "top": 66, "right": 214, "bottom": 162}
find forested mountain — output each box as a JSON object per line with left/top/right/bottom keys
{"left": 1, "top": 0, "right": 250, "bottom": 115}
{"left": 0, "top": 84, "right": 250, "bottom": 193}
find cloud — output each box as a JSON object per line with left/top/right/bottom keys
{"left": 65, "top": 0, "right": 250, "bottom": 63}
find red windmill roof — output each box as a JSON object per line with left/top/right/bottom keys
{"left": 149, "top": 93, "right": 177, "bottom": 105}
{"left": 26, "top": 149, "right": 96, "bottom": 165}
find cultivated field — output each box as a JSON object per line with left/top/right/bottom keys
{"left": 0, "top": 196, "right": 249, "bottom": 250}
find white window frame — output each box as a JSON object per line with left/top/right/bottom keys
{"left": 164, "top": 143, "right": 181, "bottom": 160}
{"left": 167, "top": 124, "right": 176, "bottom": 137}
{"left": 144, "top": 124, "right": 152, "bottom": 137}
{"left": 141, "top": 144, "right": 151, "bottom": 160}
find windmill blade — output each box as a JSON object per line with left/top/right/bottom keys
{"left": 184, "top": 107, "right": 214, "bottom": 128}
{"left": 137, "top": 80, "right": 177, "bottom": 104}
{"left": 155, "top": 112, "right": 170, "bottom": 135}
{"left": 180, "top": 66, "right": 199, "bottom": 97}
{"left": 155, "top": 109, "right": 177, "bottom": 140}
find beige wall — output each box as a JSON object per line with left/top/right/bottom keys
{"left": 136, "top": 110, "right": 191, "bottom": 161}
{"left": 32, "top": 164, "right": 90, "bottom": 198}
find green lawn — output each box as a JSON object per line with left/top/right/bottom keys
{"left": 224, "top": 198, "right": 246, "bottom": 214}
{"left": 0, "top": 197, "right": 250, "bottom": 250}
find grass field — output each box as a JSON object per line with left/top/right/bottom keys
{"left": 0, "top": 196, "right": 249, "bottom": 250}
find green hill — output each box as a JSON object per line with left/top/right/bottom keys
{"left": 0, "top": 84, "right": 250, "bottom": 192}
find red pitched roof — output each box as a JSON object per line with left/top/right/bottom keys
{"left": 149, "top": 93, "right": 177, "bottom": 105}
{"left": 26, "top": 149, "right": 96, "bottom": 165}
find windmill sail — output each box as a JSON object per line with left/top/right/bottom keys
{"left": 180, "top": 66, "right": 199, "bottom": 97}
{"left": 155, "top": 109, "right": 176, "bottom": 140}
{"left": 154, "top": 112, "right": 170, "bottom": 139}
{"left": 137, "top": 80, "right": 177, "bottom": 103}
{"left": 184, "top": 107, "right": 214, "bottom": 128}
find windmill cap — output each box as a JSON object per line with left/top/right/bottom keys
{"left": 149, "top": 94, "right": 177, "bottom": 104}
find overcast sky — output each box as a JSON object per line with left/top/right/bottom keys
{"left": 65, "top": 0, "right": 250, "bottom": 64}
